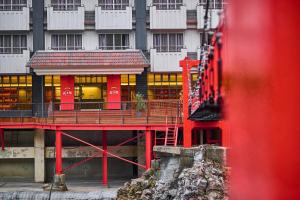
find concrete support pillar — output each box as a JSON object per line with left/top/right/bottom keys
{"left": 145, "top": 129, "right": 152, "bottom": 169}
{"left": 34, "top": 129, "right": 45, "bottom": 182}
{"left": 137, "top": 131, "right": 145, "bottom": 176}
{"left": 102, "top": 131, "right": 108, "bottom": 186}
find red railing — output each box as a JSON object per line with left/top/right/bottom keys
{"left": 0, "top": 100, "right": 182, "bottom": 125}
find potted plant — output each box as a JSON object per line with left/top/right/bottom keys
{"left": 135, "top": 93, "right": 146, "bottom": 117}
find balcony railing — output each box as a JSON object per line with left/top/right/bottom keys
{"left": 0, "top": 7, "right": 30, "bottom": 30}
{"left": 197, "top": 5, "right": 221, "bottom": 29}
{"left": 95, "top": 6, "right": 132, "bottom": 30}
{"left": 47, "top": 6, "right": 85, "bottom": 30}
{"left": 0, "top": 50, "right": 30, "bottom": 74}
{"left": 0, "top": 100, "right": 182, "bottom": 125}
{"left": 150, "top": 48, "right": 187, "bottom": 72}
{"left": 149, "top": 5, "right": 187, "bottom": 29}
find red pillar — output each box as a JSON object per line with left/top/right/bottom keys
{"left": 145, "top": 130, "right": 152, "bottom": 169}
{"left": 60, "top": 75, "right": 74, "bottom": 110}
{"left": 0, "top": 129, "right": 4, "bottom": 151}
{"left": 102, "top": 130, "right": 108, "bottom": 186}
{"left": 228, "top": 0, "right": 300, "bottom": 199}
{"left": 179, "top": 58, "right": 199, "bottom": 148}
{"left": 55, "top": 130, "right": 62, "bottom": 175}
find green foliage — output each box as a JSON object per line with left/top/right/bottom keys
{"left": 135, "top": 92, "right": 146, "bottom": 112}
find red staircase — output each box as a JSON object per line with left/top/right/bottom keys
{"left": 154, "top": 117, "right": 179, "bottom": 146}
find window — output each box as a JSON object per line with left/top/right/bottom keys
{"left": 0, "top": 35, "right": 27, "bottom": 54}
{"left": 98, "top": 0, "right": 129, "bottom": 10}
{"left": 51, "top": 34, "right": 82, "bottom": 50}
{"left": 153, "top": 0, "right": 182, "bottom": 10}
{"left": 153, "top": 33, "right": 183, "bottom": 52}
{"left": 0, "top": 0, "right": 27, "bottom": 11}
{"left": 51, "top": 0, "right": 81, "bottom": 11}
{"left": 99, "top": 34, "right": 129, "bottom": 50}
{"left": 199, "top": 0, "right": 224, "bottom": 9}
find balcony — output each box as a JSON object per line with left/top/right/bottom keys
{"left": 0, "top": 100, "right": 182, "bottom": 126}
{"left": 0, "top": 50, "right": 30, "bottom": 74}
{"left": 95, "top": 6, "right": 132, "bottom": 30}
{"left": 149, "top": 6, "right": 187, "bottom": 30}
{"left": 0, "top": 7, "right": 30, "bottom": 30}
{"left": 47, "top": 6, "right": 85, "bottom": 30}
{"left": 150, "top": 48, "right": 187, "bottom": 72}
{"left": 197, "top": 5, "right": 221, "bottom": 29}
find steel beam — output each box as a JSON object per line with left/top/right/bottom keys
{"left": 55, "top": 130, "right": 62, "bottom": 175}
{"left": 102, "top": 130, "right": 108, "bottom": 186}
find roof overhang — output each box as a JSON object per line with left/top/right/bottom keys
{"left": 27, "top": 50, "right": 149, "bottom": 75}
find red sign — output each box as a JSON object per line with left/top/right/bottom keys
{"left": 107, "top": 75, "right": 121, "bottom": 109}
{"left": 60, "top": 75, "right": 74, "bottom": 110}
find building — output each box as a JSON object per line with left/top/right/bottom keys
{"left": 0, "top": 0, "right": 224, "bottom": 184}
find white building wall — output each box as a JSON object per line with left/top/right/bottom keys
{"left": 27, "top": 32, "right": 33, "bottom": 52}
{"left": 184, "top": 0, "right": 199, "bottom": 10}
{"left": 184, "top": 30, "right": 200, "bottom": 52}
{"left": 81, "top": 0, "right": 98, "bottom": 11}
{"left": 0, "top": 50, "right": 30, "bottom": 74}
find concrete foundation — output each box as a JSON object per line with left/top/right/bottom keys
{"left": 43, "top": 174, "right": 68, "bottom": 191}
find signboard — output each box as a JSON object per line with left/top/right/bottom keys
{"left": 107, "top": 75, "right": 121, "bottom": 109}
{"left": 60, "top": 75, "right": 74, "bottom": 110}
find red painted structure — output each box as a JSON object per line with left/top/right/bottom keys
{"left": 0, "top": 128, "right": 4, "bottom": 151}
{"left": 179, "top": 58, "right": 199, "bottom": 148}
{"left": 228, "top": 0, "right": 300, "bottom": 198}
{"left": 102, "top": 130, "right": 107, "bottom": 186}
{"left": 107, "top": 75, "right": 121, "bottom": 109}
{"left": 60, "top": 75, "right": 75, "bottom": 110}
{"left": 55, "top": 130, "right": 62, "bottom": 175}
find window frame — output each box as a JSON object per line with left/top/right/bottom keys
{"left": 98, "top": 33, "right": 130, "bottom": 50}
{"left": 199, "top": 0, "right": 224, "bottom": 9}
{"left": 98, "top": 0, "right": 129, "bottom": 10}
{"left": 51, "top": 0, "right": 81, "bottom": 11}
{"left": 0, "top": 0, "right": 27, "bottom": 11}
{"left": 51, "top": 34, "right": 82, "bottom": 50}
{"left": 153, "top": 33, "right": 184, "bottom": 52}
{"left": 0, "top": 35, "right": 27, "bottom": 54}
{"left": 152, "top": 0, "right": 182, "bottom": 10}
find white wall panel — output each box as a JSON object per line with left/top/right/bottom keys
{"left": 184, "top": 30, "right": 200, "bottom": 52}
{"left": 197, "top": 6, "right": 221, "bottom": 29}
{"left": 0, "top": 50, "right": 30, "bottom": 74}
{"left": 0, "top": 7, "right": 30, "bottom": 31}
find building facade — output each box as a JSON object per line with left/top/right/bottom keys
{"left": 0, "top": 0, "right": 223, "bottom": 183}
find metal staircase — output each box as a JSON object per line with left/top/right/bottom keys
{"left": 155, "top": 117, "right": 179, "bottom": 146}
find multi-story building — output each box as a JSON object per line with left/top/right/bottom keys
{"left": 0, "top": 0, "right": 223, "bottom": 184}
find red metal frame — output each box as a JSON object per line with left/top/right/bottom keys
{"left": 145, "top": 129, "right": 152, "bottom": 169}
{"left": 179, "top": 58, "right": 200, "bottom": 148}
{"left": 55, "top": 130, "right": 63, "bottom": 175}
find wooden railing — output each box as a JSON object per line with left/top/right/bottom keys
{"left": 0, "top": 100, "right": 183, "bottom": 125}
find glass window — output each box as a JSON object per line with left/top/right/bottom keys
{"left": 51, "top": 0, "right": 80, "bottom": 11}
{"left": 153, "top": 0, "right": 182, "bottom": 10}
{"left": 153, "top": 33, "right": 183, "bottom": 52}
{"left": 199, "top": 0, "right": 224, "bottom": 9}
{"left": 98, "top": 34, "right": 129, "bottom": 50}
{"left": 0, "top": 0, "right": 27, "bottom": 11}
{"left": 98, "top": 0, "right": 129, "bottom": 10}
{"left": 0, "top": 35, "right": 27, "bottom": 54}
{"left": 51, "top": 34, "right": 82, "bottom": 50}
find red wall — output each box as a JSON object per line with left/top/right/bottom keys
{"left": 107, "top": 75, "right": 121, "bottom": 109}
{"left": 227, "top": 0, "right": 300, "bottom": 199}
{"left": 60, "top": 75, "right": 74, "bottom": 110}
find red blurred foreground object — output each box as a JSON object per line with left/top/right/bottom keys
{"left": 227, "top": 0, "right": 300, "bottom": 199}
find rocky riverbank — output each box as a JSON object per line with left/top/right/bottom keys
{"left": 117, "top": 145, "right": 228, "bottom": 200}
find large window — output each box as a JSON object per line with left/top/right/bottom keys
{"left": 51, "top": 0, "right": 81, "bottom": 11}
{"left": 51, "top": 34, "right": 82, "bottom": 50}
{"left": 0, "top": 75, "right": 32, "bottom": 110}
{"left": 99, "top": 34, "right": 130, "bottom": 50}
{"left": 153, "top": 0, "right": 182, "bottom": 10}
{"left": 0, "top": 35, "right": 27, "bottom": 54}
{"left": 0, "top": 0, "right": 27, "bottom": 11}
{"left": 199, "top": 0, "right": 224, "bottom": 9}
{"left": 153, "top": 33, "right": 183, "bottom": 52}
{"left": 98, "top": 0, "right": 129, "bottom": 10}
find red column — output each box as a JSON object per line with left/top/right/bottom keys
{"left": 145, "top": 130, "right": 152, "bottom": 169}
{"left": 55, "top": 130, "right": 62, "bottom": 175}
{"left": 102, "top": 130, "right": 108, "bottom": 186}
{"left": 228, "top": 0, "right": 300, "bottom": 199}
{"left": 179, "top": 58, "right": 199, "bottom": 148}
{"left": 107, "top": 75, "right": 121, "bottom": 109}
{"left": 0, "top": 129, "right": 4, "bottom": 151}
{"left": 60, "top": 75, "right": 75, "bottom": 110}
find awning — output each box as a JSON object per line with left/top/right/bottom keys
{"left": 27, "top": 50, "right": 149, "bottom": 75}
